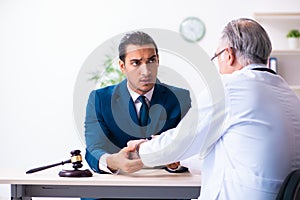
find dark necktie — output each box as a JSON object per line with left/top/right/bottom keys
{"left": 138, "top": 96, "right": 149, "bottom": 126}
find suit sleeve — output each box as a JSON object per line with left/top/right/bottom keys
{"left": 84, "top": 90, "right": 112, "bottom": 173}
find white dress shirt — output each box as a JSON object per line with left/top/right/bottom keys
{"left": 99, "top": 85, "right": 154, "bottom": 174}
{"left": 139, "top": 64, "right": 300, "bottom": 199}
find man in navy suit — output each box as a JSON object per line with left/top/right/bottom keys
{"left": 84, "top": 31, "right": 191, "bottom": 175}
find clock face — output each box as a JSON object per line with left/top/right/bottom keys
{"left": 180, "top": 17, "right": 206, "bottom": 43}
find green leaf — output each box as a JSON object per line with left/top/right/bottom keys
{"left": 287, "top": 29, "right": 300, "bottom": 38}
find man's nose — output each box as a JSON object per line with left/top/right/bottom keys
{"left": 140, "top": 63, "right": 151, "bottom": 75}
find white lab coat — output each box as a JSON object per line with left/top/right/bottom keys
{"left": 139, "top": 64, "right": 300, "bottom": 200}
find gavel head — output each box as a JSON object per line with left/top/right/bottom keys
{"left": 70, "top": 150, "right": 83, "bottom": 170}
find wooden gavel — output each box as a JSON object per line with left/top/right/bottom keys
{"left": 26, "top": 150, "right": 92, "bottom": 177}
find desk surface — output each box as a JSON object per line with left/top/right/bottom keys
{"left": 0, "top": 168, "right": 201, "bottom": 199}
{"left": 0, "top": 168, "right": 201, "bottom": 186}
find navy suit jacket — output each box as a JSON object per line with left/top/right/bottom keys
{"left": 84, "top": 79, "right": 191, "bottom": 173}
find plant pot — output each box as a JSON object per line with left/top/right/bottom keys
{"left": 287, "top": 37, "right": 299, "bottom": 49}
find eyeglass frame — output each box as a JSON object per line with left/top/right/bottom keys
{"left": 210, "top": 48, "right": 226, "bottom": 61}
{"left": 210, "top": 47, "right": 235, "bottom": 61}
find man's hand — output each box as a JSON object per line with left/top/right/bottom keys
{"left": 166, "top": 162, "right": 181, "bottom": 170}
{"left": 165, "top": 161, "right": 189, "bottom": 173}
{"left": 127, "top": 139, "right": 147, "bottom": 149}
{"left": 106, "top": 146, "right": 143, "bottom": 173}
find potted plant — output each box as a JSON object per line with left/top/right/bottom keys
{"left": 89, "top": 53, "right": 125, "bottom": 89}
{"left": 286, "top": 29, "right": 300, "bottom": 49}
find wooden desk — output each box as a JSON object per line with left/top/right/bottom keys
{"left": 0, "top": 168, "right": 201, "bottom": 199}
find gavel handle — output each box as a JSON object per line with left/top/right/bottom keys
{"left": 26, "top": 159, "right": 71, "bottom": 174}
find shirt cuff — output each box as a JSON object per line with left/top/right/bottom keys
{"left": 180, "top": 155, "right": 202, "bottom": 175}
{"left": 99, "top": 153, "right": 120, "bottom": 174}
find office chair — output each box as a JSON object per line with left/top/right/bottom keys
{"left": 276, "top": 169, "right": 300, "bottom": 200}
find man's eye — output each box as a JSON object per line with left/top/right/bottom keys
{"left": 147, "top": 58, "right": 157, "bottom": 64}
{"left": 131, "top": 61, "right": 140, "bottom": 66}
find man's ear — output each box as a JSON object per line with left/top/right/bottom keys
{"left": 227, "top": 48, "right": 235, "bottom": 66}
{"left": 119, "top": 60, "right": 126, "bottom": 73}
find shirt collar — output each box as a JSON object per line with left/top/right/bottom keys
{"left": 127, "top": 83, "right": 155, "bottom": 103}
{"left": 241, "top": 64, "right": 267, "bottom": 71}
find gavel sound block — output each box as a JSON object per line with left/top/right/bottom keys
{"left": 26, "top": 150, "right": 93, "bottom": 177}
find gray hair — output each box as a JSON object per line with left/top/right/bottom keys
{"left": 220, "top": 18, "right": 272, "bottom": 66}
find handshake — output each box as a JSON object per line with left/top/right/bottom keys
{"left": 105, "top": 137, "right": 187, "bottom": 174}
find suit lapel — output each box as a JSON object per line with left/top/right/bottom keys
{"left": 112, "top": 80, "right": 168, "bottom": 138}
{"left": 147, "top": 82, "right": 168, "bottom": 136}
{"left": 112, "top": 80, "right": 141, "bottom": 136}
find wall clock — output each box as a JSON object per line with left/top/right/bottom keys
{"left": 179, "top": 17, "right": 206, "bottom": 43}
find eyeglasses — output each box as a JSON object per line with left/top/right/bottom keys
{"left": 210, "top": 48, "right": 226, "bottom": 61}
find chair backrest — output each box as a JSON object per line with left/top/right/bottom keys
{"left": 276, "top": 169, "right": 300, "bottom": 200}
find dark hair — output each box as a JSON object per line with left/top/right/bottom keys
{"left": 220, "top": 18, "right": 272, "bottom": 65}
{"left": 118, "top": 31, "right": 158, "bottom": 62}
